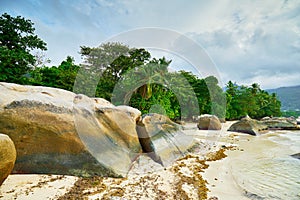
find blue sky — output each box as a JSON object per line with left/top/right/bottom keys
{"left": 1, "top": 0, "right": 300, "bottom": 89}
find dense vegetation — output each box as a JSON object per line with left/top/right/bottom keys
{"left": 0, "top": 13, "right": 282, "bottom": 120}
{"left": 77, "top": 43, "right": 220, "bottom": 120}
{"left": 225, "top": 82, "right": 281, "bottom": 119}
{"left": 0, "top": 13, "right": 47, "bottom": 84}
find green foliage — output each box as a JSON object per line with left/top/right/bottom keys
{"left": 77, "top": 43, "right": 151, "bottom": 98}
{"left": 0, "top": 13, "right": 47, "bottom": 84}
{"left": 28, "top": 56, "right": 79, "bottom": 90}
{"left": 281, "top": 110, "right": 300, "bottom": 117}
{"left": 178, "top": 71, "right": 226, "bottom": 119}
{"left": 56, "top": 42, "right": 227, "bottom": 120}
{"left": 111, "top": 58, "right": 188, "bottom": 119}
{"left": 0, "top": 12, "right": 281, "bottom": 122}
{"left": 129, "top": 85, "right": 180, "bottom": 119}
{"left": 225, "top": 82, "right": 281, "bottom": 120}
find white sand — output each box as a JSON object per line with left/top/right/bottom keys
{"left": 0, "top": 175, "right": 78, "bottom": 200}
{"left": 0, "top": 122, "right": 254, "bottom": 200}
{"left": 202, "top": 156, "right": 249, "bottom": 200}
{"left": 200, "top": 122, "right": 250, "bottom": 199}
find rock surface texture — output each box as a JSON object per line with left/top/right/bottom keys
{"left": 261, "top": 117, "right": 300, "bottom": 130}
{"left": 0, "top": 134, "right": 16, "bottom": 185}
{"left": 197, "top": 115, "right": 222, "bottom": 130}
{"left": 141, "top": 113, "right": 181, "bottom": 137}
{"left": 228, "top": 116, "right": 268, "bottom": 135}
{"left": 137, "top": 113, "right": 193, "bottom": 166}
{"left": 0, "top": 82, "right": 142, "bottom": 177}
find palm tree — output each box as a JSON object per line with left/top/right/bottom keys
{"left": 251, "top": 83, "right": 261, "bottom": 95}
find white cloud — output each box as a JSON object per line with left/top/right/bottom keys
{"left": 0, "top": 0, "right": 299, "bottom": 88}
{"left": 185, "top": 0, "right": 300, "bottom": 88}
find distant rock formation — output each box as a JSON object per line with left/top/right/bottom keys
{"left": 228, "top": 116, "right": 268, "bottom": 135}
{"left": 197, "top": 114, "right": 222, "bottom": 130}
{"left": 0, "top": 82, "right": 142, "bottom": 177}
{"left": 0, "top": 134, "right": 16, "bottom": 185}
{"left": 261, "top": 117, "right": 300, "bottom": 130}
{"left": 228, "top": 115, "right": 300, "bottom": 135}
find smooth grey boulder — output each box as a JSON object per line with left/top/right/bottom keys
{"left": 228, "top": 116, "right": 268, "bottom": 135}
{"left": 197, "top": 114, "right": 222, "bottom": 130}
{"left": 261, "top": 117, "right": 300, "bottom": 130}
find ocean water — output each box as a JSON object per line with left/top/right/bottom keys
{"left": 135, "top": 124, "right": 300, "bottom": 199}
{"left": 228, "top": 130, "right": 300, "bottom": 200}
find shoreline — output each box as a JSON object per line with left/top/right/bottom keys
{"left": 200, "top": 121, "right": 251, "bottom": 200}
{"left": 0, "top": 122, "right": 256, "bottom": 199}
{"left": 202, "top": 153, "right": 249, "bottom": 200}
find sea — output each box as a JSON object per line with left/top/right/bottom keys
{"left": 129, "top": 123, "right": 300, "bottom": 199}
{"left": 227, "top": 130, "right": 300, "bottom": 200}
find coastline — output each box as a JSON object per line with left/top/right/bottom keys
{"left": 0, "top": 123, "right": 246, "bottom": 200}
{"left": 0, "top": 122, "right": 258, "bottom": 199}
{"left": 202, "top": 154, "right": 249, "bottom": 200}
{"left": 199, "top": 121, "right": 251, "bottom": 200}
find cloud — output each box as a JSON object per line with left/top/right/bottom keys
{"left": 185, "top": 0, "right": 300, "bottom": 88}
{"left": 0, "top": 0, "right": 299, "bottom": 88}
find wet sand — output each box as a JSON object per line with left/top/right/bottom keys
{"left": 0, "top": 122, "right": 255, "bottom": 200}
{"left": 202, "top": 155, "right": 249, "bottom": 200}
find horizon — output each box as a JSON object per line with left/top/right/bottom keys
{"left": 1, "top": 0, "right": 300, "bottom": 89}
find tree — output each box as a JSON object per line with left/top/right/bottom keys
{"left": 225, "top": 81, "right": 281, "bottom": 120}
{"left": 204, "top": 76, "right": 226, "bottom": 118}
{"left": 0, "top": 13, "right": 47, "bottom": 84}
{"left": 78, "top": 43, "right": 132, "bottom": 98}
{"left": 178, "top": 71, "right": 209, "bottom": 116}
{"left": 28, "top": 56, "right": 79, "bottom": 91}
{"left": 225, "top": 81, "right": 238, "bottom": 119}
{"left": 134, "top": 57, "right": 170, "bottom": 100}
{"left": 178, "top": 71, "right": 226, "bottom": 119}
{"left": 79, "top": 43, "right": 154, "bottom": 99}
{"left": 116, "top": 58, "right": 180, "bottom": 117}
{"left": 103, "top": 47, "right": 152, "bottom": 100}
{"left": 32, "top": 51, "right": 51, "bottom": 68}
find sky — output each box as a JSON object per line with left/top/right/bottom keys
{"left": 1, "top": 0, "right": 300, "bottom": 89}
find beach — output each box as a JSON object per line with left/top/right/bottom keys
{"left": 1, "top": 121, "right": 300, "bottom": 200}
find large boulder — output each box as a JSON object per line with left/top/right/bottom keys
{"left": 261, "top": 117, "right": 300, "bottom": 130}
{"left": 137, "top": 113, "right": 194, "bottom": 166}
{"left": 0, "top": 82, "right": 142, "bottom": 177}
{"left": 0, "top": 134, "right": 16, "bottom": 185}
{"left": 116, "top": 105, "right": 141, "bottom": 122}
{"left": 197, "top": 114, "right": 222, "bottom": 130}
{"left": 141, "top": 113, "right": 181, "bottom": 137}
{"left": 228, "top": 116, "right": 268, "bottom": 135}
{"left": 136, "top": 113, "right": 181, "bottom": 163}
